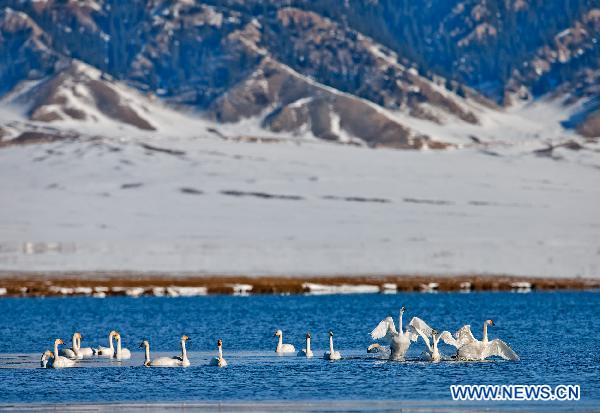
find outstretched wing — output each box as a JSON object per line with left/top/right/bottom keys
{"left": 370, "top": 316, "right": 397, "bottom": 343}
{"left": 454, "top": 325, "right": 476, "bottom": 348}
{"left": 486, "top": 339, "right": 520, "bottom": 361}
{"left": 439, "top": 331, "right": 459, "bottom": 348}
{"left": 408, "top": 317, "right": 433, "bottom": 349}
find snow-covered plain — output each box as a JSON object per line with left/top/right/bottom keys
{"left": 0, "top": 127, "right": 599, "bottom": 277}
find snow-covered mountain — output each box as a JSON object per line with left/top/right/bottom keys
{"left": 0, "top": 1, "right": 598, "bottom": 145}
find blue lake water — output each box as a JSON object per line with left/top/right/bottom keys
{"left": 0, "top": 292, "right": 598, "bottom": 406}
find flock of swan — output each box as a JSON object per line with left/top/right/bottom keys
{"left": 39, "top": 306, "right": 518, "bottom": 369}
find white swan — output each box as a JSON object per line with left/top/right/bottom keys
{"left": 323, "top": 331, "right": 342, "bottom": 360}
{"left": 94, "top": 330, "right": 117, "bottom": 357}
{"left": 406, "top": 317, "right": 453, "bottom": 362}
{"left": 40, "top": 350, "right": 54, "bottom": 368}
{"left": 442, "top": 319, "right": 519, "bottom": 361}
{"left": 209, "top": 339, "right": 228, "bottom": 367}
{"left": 51, "top": 339, "right": 76, "bottom": 368}
{"left": 297, "top": 332, "right": 314, "bottom": 357}
{"left": 113, "top": 332, "right": 131, "bottom": 360}
{"left": 366, "top": 343, "right": 388, "bottom": 354}
{"left": 140, "top": 336, "right": 190, "bottom": 367}
{"left": 75, "top": 334, "right": 94, "bottom": 358}
{"left": 274, "top": 330, "right": 295, "bottom": 353}
{"left": 59, "top": 333, "right": 83, "bottom": 360}
{"left": 370, "top": 306, "right": 418, "bottom": 360}
{"left": 172, "top": 335, "right": 191, "bottom": 367}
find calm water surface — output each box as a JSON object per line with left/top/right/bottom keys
{"left": 0, "top": 292, "right": 598, "bottom": 405}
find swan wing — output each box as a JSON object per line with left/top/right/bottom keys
{"left": 408, "top": 317, "right": 433, "bottom": 346}
{"left": 454, "top": 325, "right": 477, "bottom": 347}
{"left": 486, "top": 339, "right": 520, "bottom": 361}
{"left": 439, "top": 331, "right": 459, "bottom": 348}
{"left": 370, "top": 316, "right": 397, "bottom": 343}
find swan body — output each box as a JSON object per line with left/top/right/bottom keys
{"left": 40, "top": 350, "right": 54, "bottom": 368}
{"left": 297, "top": 333, "right": 314, "bottom": 357}
{"left": 370, "top": 306, "right": 418, "bottom": 360}
{"left": 94, "top": 331, "right": 117, "bottom": 357}
{"left": 113, "top": 333, "right": 131, "bottom": 360}
{"left": 442, "top": 319, "right": 519, "bottom": 361}
{"left": 140, "top": 336, "right": 190, "bottom": 367}
{"left": 274, "top": 330, "right": 295, "bottom": 353}
{"left": 209, "top": 339, "right": 228, "bottom": 367}
{"left": 51, "top": 339, "right": 76, "bottom": 368}
{"left": 323, "top": 331, "right": 341, "bottom": 360}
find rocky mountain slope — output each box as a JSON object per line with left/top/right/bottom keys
{"left": 0, "top": 0, "right": 598, "bottom": 144}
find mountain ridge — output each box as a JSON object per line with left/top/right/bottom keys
{"left": 0, "top": 0, "right": 598, "bottom": 143}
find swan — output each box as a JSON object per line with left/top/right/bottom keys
{"left": 366, "top": 343, "right": 388, "bottom": 354}
{"left": 75, "top": 335, "right": 94, "bottom": 358}
{"left": 113, "top": 332, "right": 131, "bottom": 360}
{"left": 59, "top": 332, "right": 83, "bottom": 360}
{"left": 172, "top": 335, "right": 191, "bottom": 367}
{"left": 406, "top": 317, "right": 452, "bottom": 362}
{"left": 51, "top": 339, "right": 77, "bottom": 368}
{"left": 297, "top": 332, "right": 314, "bottom": 357}
{"left": 140, "top": 336, "right": 190, "bottom": 367}
{"left": 370, "top": 306, "right": 418, "bottom": 360}
{"left": 40, "top": 350, "right": 54, "bottom": 368}
{"left": 323, "top": 331, "right": 342, "bottom": 360}
{"left": 274, "top": 330, "right": 295, "bottom": 353}
{"left": 209, "top": 339, "right": 228, "bottom": 367}
{"left": 94, "top": 330, "right": 117, "bottom": 357}
{"left": 442, "top": 319, "right": 520, "bottom": 361}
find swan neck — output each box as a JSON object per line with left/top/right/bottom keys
{"left": 144, "top": 343, "right": 150, "bottom": 364}
{"left": 72, "top": 335, "right": 78, "bottom": 350}
{"left": 108, "top": 333, "right": 114, "bottom": 351}
{"left": 218, "top": 345, "right": 223, "bottom": 359}
{"left": 398, "top": 311, "right": 404, "bottom": 332}
{"left": 277, "top": 335, "right": 283, "bottom": 351}
{"left": 75, "top": 336, "right": 81, "bottom": 351}
{"left": 181, "top": 340, "right": 188, "bottom": 361}
{"left": 54, "top": 342, "right": 59, "bottom": 357}
{"left": 306, "top": 337, "right": 311, "bottom": 352}
{"left": 483, "top": 323, "right": 488, "bottom": 343}
{"left": 329, "top": 335, "right": 334, "bottom": 353}
{"left": 116, "top": 337, "right": 122, "bottom": 356}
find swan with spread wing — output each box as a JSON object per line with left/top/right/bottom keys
{"left": 370, "top": 306, "right": 418, "bottom": 360}
{"left": 441, "top": 319, "right": 519, "bottom": 361}
{"left": 407, "top": 317, "right": 453, "bottom": 362}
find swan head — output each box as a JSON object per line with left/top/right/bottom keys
{"left": 181, "top": 335, "right": 190, "bottom": 342}
{"left": 274, "top": 330, "right": 283, "bottom": 337}
{"left": 42, "top": 350, "right": 53, "bottom": 358}
{"left": 55, "top": 338, "right": 64, "bottom": 346}
{"left": 485, "top": 319, "right": 495, "bottom": 326}
{"left": 114, "top": 333, "right": 121, "bottom": 341}
{"left": 431, "top": 329, "right": 438, "bottom": 337}
{"left": 74, "top": 332, "right": 83, "bottom": 340}
{"left": 328, "top": 330, "right": 334, "bottom": 337}
{"left": 400, "top": 305, "right": 406, "bottom": 313}
{"left": 109, "top": 330, "right": 118, "bottom": 337}
{"left": 139, "top": 340, "right": 149, "bottom": 348}
{"left": 217, "top": 339, "right": 222, "bottom": 347}
{"left": 306, "top": 332, "right": 311, "bottom": 339}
